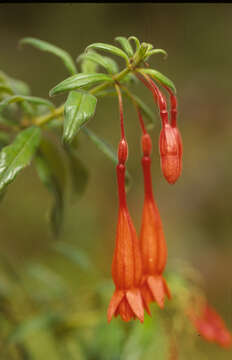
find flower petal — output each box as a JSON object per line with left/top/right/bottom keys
{"left": 126, "top": 288, "right": 144, "bottom": 323}
{"left": 147, "top": 275, "right": 165, "bottom": 308}
{"left": 107, "top": 289, "right": 124, "bottom": 323}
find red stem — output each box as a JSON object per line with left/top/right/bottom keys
{"left": 136, "top": 106, "right": 147, "bottom": 135}
{"left": 136, "top": 72, "right": 168, "bottom": 126}
{"left": 163, "top": 85, "right": 177, "bottom": 127}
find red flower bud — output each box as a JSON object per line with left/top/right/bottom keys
{"left": 159, "top": 123, "right": 181, "bottom": 184}
{"left": 189, "top": 303, "right": 232, "bottom": 348}
{"left": 107, "top": 163, "right": 144, "bottom": 323}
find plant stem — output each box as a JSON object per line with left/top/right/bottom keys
{"left": 34, "top": 67, "right": 130, "bottom": 127}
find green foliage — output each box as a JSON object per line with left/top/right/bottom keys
{"left": 50, "top": 73, "right": 113, "bottom": 96}
{"left": 20, "top": 37, "right": 77, "bottom": 75}
{"left": 63, "top": 91, "right": 97, "bottom": 143}
{"left": 0, "top": 126, "right": 41, "bottom": 193}
{"left": 140, "top": 68, "right": 176, "bottom": 93}
{"left": 85, "top": 42, "right": 129, "bottom": 63}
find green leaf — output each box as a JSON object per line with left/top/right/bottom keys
{"left": 64, "top": 145, "right": 88, "bottom": 201}
{"left": 20, "top": 37, "right": 77, "bottom": 75}
{"left": 80, "top": 57, "right": 99, "bottom": 74}
{"left": 139, "top": 68, "right": 176, "bottom": 93}
{"left": 0, "top": 126, "right": 41, "bottom": 193}
{"left": 0, "top": 132, "right": 10, "bottom": 149}
{"left": 82, "top": 127, "right": 131, "bottom": 190}
{"left": 146, "top": 48, "right": 168, "bottom": 60}
{"left": 115, "top": 36, "right": 134, "bottom": 57}
{"left": 78, "top": 51, "right": 118, "bottom": 74}
{"left": 86, "top": 42, "right": 129, "bottom": 63}
{"left": 54, "top": 242, "right": 94, "bottom": 271}
{"left": 0, "top": 95, "right": 54, "bottom": 112}
{"left": 128, "top": 36, "right": 140, "bottom": 51}
{"left": 63, "top": 91, "right": 97, "bottom": 143}
{"left": 7, "top": 77, "right": 31, "bottom": 96}
{"left": 0, "top": 85, "right": 14, "bottom": 95}
{"left": 35, "top": 138, "right": 67, "bottom": 236}
{"left": 49, "top": 73, "right": 112, "bottom": 96}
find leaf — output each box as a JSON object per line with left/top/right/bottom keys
{"left": 7, "top": 77, "right": 31, "bottom": 96}
{"left": 77, "top": 51, "right": 118, "bottom": 74}
{"left": 63, "top": 91, "right": 97, "bottom": 143}
{"left": 115, "top": 36, "right": 134, "bottom": 57}
{"left": 0, "top": 132, "right": 10, "bottom": 149}
{"left": 0, "top": 95, "right": 54, "bottom": 112}
{"left": 82, "top": 127, "right": 131, "bottom": 190}
{"left": 140, "top": 68, "right": 176, "bottom": 93}
{"left": 54, "top": 242, "right": 94, "bottom": 271}
{"left": 80, "top": 56, "right": 99, "bottom": 74}
{"left": 128, "top": 36, "right": 140, "bottom": 51}
{"left": 0, "top": 126, "right": 41, "bottom": 193}
{"left": 20, "top": 37, "right": 77, "bottom": 75}
{"left": 146, "top": 48, "right": 168, "bottom": 60}
{"left": 35, "top": 138, "right": 67, "bottom": 236}
{"left": 64, "top": 145, "right": 88, "bottom": 201}
{"left": 49, "top": 73, "right": 112, "bottom": 96}
{"left": 85, "top": 42, "right": 129, "bottom": 63}
{"left": 0, "top": 85, "right": 14, "bottom": 95}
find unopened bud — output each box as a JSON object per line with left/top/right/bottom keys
{"left": 118, "top": 138, "right": 128, "bottom": 164}
{"left": 142, "top": 133, "right": 152, "bottom": 157}
{"left": 159, "top": 123, "right": 181, "bottom": 184}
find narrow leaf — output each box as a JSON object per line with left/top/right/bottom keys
{"left": 115, "top": 36, "right": 134, "bottom": 57}
{"left": 85, "top": 42, "right": 129, "bottom": 63}
{"left": 35, "top": 138, "right": 67, "bottom": 236}
{"left": 49, "top": 73, "right": 112, "bottom": 96}
{"left": 0, "top": 95, "right": 54, "bottom": 112}
{"left": 0, "top": 126, "right": 41, "bottom": 193}
{"left": 63, "top": 91, "right": 97, "bottom": 143}
{"left": 139, "top": 68, "right": 176, "bottom": 93}
{"left": 78, "top": 51, "right": 118, "bottom": 74}
{"left": 128, "top": 36, "right": 140, "bottom": 51}
{"left": 20, "top": 37, "right": 77, "bottom": 75}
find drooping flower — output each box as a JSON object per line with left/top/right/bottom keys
{"left": 189, "top": 302, "right": 232, "bottom": 348}
{"left": 107, "top": 139, "right": 144, "bottom": 323}
{"left": 139, "top": 134, "right": 171, "bottom": 313}
{"left": 159, "top": 122, "right": 181, "bottom": 185}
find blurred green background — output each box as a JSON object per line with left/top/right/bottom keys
{"left": 0, "top": 3, "right": 232, "bottom": 359}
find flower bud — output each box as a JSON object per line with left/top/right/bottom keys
{"left": 118, "top": 138, "right": 128, "bottom": 164}
{"left": 159, "top": 123, "right": 181, "bottom": 184}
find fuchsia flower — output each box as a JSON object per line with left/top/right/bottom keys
{"left": 139, "top": 133, "right": 171, "bottom": 313}
{"left": 107, "top": 139, "right": 144, "bottom": 323}
{"left": 189, "top": 303, "right": 232, "bottom": 348}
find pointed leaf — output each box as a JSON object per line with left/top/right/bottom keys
{"left": 35, "top": 138, "right": 67, "bottom": 236}
{"left": 78, "top": 51, "right": 118, "bottom": 74}
{"left": 140, "top": 68, "right": 176, "bottom": 93}
{"left": 0, "top": 95, "right": 54, "bottom": 112}
{"left": 63, "top": 91, "right": 97, "bottom": 143}
{"left": 115, "top": 36, "right": 134, "bottom": 57}
{"left": 80, "top": 56, "right": 99, "bottom": 74}
{"left": 49, "top": 73, "right": 112, "bottom": 96}
{"left": 20, "top": 37, "right": 77, "bottom": 75}
{"left": 128, "top": 36, "right": 140, "bottom": 51}
{"left": 86, "top": 42, "right": 129, "bottom": 63}
{"left": 64, "top": 145, "right": 88, "bottom": 201}
{"left": 0, "top": 126, "right": 41, "bottom": 193}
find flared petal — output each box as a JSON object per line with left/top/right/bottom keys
{"left": 140, "top": 282, "right": 152, "bottom": 316}
{"left": 107, "top": 289, "right": 124, "bottom": 323}
{"left": 126, "top": 288, "right": 144, "bottom": 323}
{"left": 147, "top": 275, "right": 165, "bottom": 308}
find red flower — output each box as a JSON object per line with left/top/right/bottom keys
{"left": 140, "top": 134, "right": 171, "bottom": 313}
{"left": 159, "top": 122, "right": 181, "bottom": 185}
{"left": 189, "top": 303, "right": 232, "bottom": 348}
{"left": 107, "top": 140, "right": 144, "bottom": 323}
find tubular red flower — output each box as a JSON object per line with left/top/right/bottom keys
{"left": 189, "top": 303, "right": 232, "bottom": 348}
{"left": 139, "top": 134, "right": 171, "bottom": 313}
{"left": 159, "top": 122, "right": 181, "bottom": 184}
{"left": 107, "top": 140, "right": 144, "bottom": 323}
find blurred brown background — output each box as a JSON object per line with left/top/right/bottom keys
{"left": 0, "top": 3, "right": 232, "bottom": 358}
